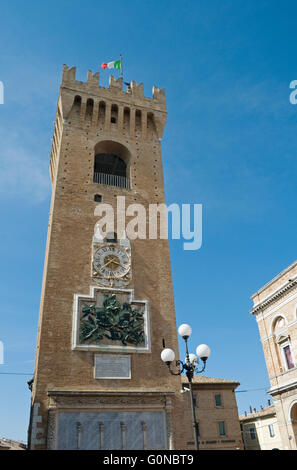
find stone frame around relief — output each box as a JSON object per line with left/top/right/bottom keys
{"left": 72, "top": 286, "right": 151, "bottom": 353}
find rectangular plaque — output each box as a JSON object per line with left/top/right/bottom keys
{"left": 94, "top": 354, "right": 131, "bottom": 379}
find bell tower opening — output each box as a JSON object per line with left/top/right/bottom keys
{"left": 93, "top": 140, "right": 130, "bottom": 189}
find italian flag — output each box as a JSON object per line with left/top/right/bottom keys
{"left": 101, "top": 59, "right": 122, "bottom": 70}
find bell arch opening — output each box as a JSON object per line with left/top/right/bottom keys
{"left": 93, "top": 141, "right": 131, "bottom": 189}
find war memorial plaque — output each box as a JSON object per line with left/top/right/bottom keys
{"left": 94, "top": 354, "right": 131, "bottom": 379}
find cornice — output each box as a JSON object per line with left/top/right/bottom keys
{"left": 250, "top": 278, "right": 297, "bottom": 315}
{"left": 47, "top": 390, "right": 175, "bottom": 397}
{"left": 268, "top": 378, "right": 297, "bottom": 396}
{"left": 251, "top": 261, "right": 297, "bottom": 299}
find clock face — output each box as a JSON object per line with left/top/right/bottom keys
{"left": 93, "top": 245, "right": 131, "bottom": 279}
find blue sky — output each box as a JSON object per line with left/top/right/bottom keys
{"left": 0, "top": 0, "right": 297, "bottom": 441}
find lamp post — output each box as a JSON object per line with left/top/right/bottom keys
{"left": 161, "top": 324, "right": 211, "bottom": 451}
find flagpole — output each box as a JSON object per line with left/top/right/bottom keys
{"left": 120, "top": 54, "right": 123, "bottom": 80}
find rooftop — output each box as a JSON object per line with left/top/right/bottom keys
{"left": 0, "top": 438, "right": 26, "bottom": 450}
{"left": 239, "top": 405, "right": 276, "bottom": 421}
{"left": 181, "top": 376, "right": 240, "bottom": 386}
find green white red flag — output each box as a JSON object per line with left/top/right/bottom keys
{"left": 101, "top": 59, "right": 122, "bottom": 70}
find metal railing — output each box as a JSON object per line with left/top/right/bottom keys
{"left": 93, "top": 172, "right": 130, "bottom": 189}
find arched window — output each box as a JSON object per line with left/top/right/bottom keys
{"left": 93, "top": 140, "right": 130, "bottom": 189}
{"left": 86, "top": 98, "right": 94, "bottom": 119}
{"left": 74, "top": 95, "right": 82, "bottom": 105}
{"left": 273, "top": 315, "right": 295, "bottom": 372}
{"left": 111, "top": 104, "right": 118, "bottom": 124}
{"left": 272, "top": 316, "right": 286, "bottom": 334}
{"left": 98, "top": 101, "right": 106, "bottom": 128}
{"left": 94, "top": 154, "right": 126, "bottom": 177}
{"left": 68, "top": 95, "right": 82, "bottom": 121}
{"left": 289, "top": 401, "right": 297, "bottom": 445}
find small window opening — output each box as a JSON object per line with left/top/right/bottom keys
{"left": 250, "top": 426, "right": 256, "bottom": 440}
{"left": 94, "top": 194, "right": 102, "bottom": 203}
{"left": 215, "top": 394, "right": 222, "bottom": 407}
{"left": 283, "top": 344, "right": 294, "bottom": 370}
{"left": 106, "top": 232, "right": 117, "bottom": 243}
{"left": 219, "top": 421, "right": 226, "bottom": 437}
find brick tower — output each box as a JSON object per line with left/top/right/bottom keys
{"left": 28, "top": 65, "right": 184, "bottom": 450}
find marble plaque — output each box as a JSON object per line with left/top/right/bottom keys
{"left": 57, "top": 411, "right": 167, "bottom": 450}
{"left": 94, "top": 354, "right": 131, "bottom": 379}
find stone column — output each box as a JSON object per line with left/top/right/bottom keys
{"left": 141, "top": 110, "right": 147, "bottom": 140}
{"left": 80, "top": 98, "right": 87, "bottom": 125}
{"left": 141, "top": 421, "right": 147, "bottom": 450}
{"left": 77, "top": 422, "right": 82, "bottom": 450}
{"left": 130, "top": 108, "right": 135, "bottom": 138}
{"left": 105, "top": 102, "right": 111, "bottom": 132}
{"left": 120, "top": 422, "right": 126, "bottom": 449}
{"left": 118, "top": 105, "right": 124, "bottom": 134}
{"left": 47, "top": 409, "right": 58, "bottom": 450}
{"left": 92, "top": 100, "right": 99, "bottom": 128}
{"left": 165, "top": 396, "right": 174, "bottom": 450}
{"left": 99, "top": 422, "right": 104, "bottom": 450}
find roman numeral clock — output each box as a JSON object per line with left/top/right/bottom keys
{"left": 92, "top": 232, "right": 132, "bottom": 287}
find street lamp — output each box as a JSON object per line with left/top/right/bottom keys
{"left": 161, "top": 323, "right": 211, "bottom": 451}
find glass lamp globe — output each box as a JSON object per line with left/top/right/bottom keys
{"left": 196, "top": 344, "right": 211, "bottom": 361}
{"left": 161, "top": 348, "right": 175, "bottom": 363}
{"left": 178, "top": 324, "right": 192, "bottom": 338}
{"left": 186, "top": 353, "right": 198, "bottom": 366}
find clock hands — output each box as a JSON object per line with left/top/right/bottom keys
{"left": 100, "top": 256, "right": 122, "bottom": 271}
{"left": 94, "top": 247, "right": 130, "bottom": 284}
{"left": 100, "top": 259, "right": 115, "bottom": 270}
{"left": 109, "top": 258, "right": 121, "bottom": 267}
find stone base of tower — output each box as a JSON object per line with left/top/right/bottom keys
{"left": 28, "top": 382, "right": 243, "bottom": 450}
{"left": 30, "top": 391, "right": 175, "bottom": 450}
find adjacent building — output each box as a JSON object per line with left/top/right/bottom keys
{"left": 0, "top": 438, "right": 26, "bottom": 450}
{"left": 181, "top": 376, "right": 243, "bottom": 450}
{"left": 250, "top": 260, "right": 297, "bottom": 450}
{"left": 240, "top": 405, "right": 282, "bottom": 450}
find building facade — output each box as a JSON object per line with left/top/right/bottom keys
{"left": 251, "top": 260, "right": 297, "bottom": 450}
{"left": 240, "top": 405, "right": 282, "bottom": 450}
{"left": 181, "top": 377, "right": 243, "bottom": 450}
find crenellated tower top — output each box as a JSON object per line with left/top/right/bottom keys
{"left": 61, "top": 64, "right": 166, "bottom": 112}
{"left": 49, "top": 65, "right": 167, "bottom": 184}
